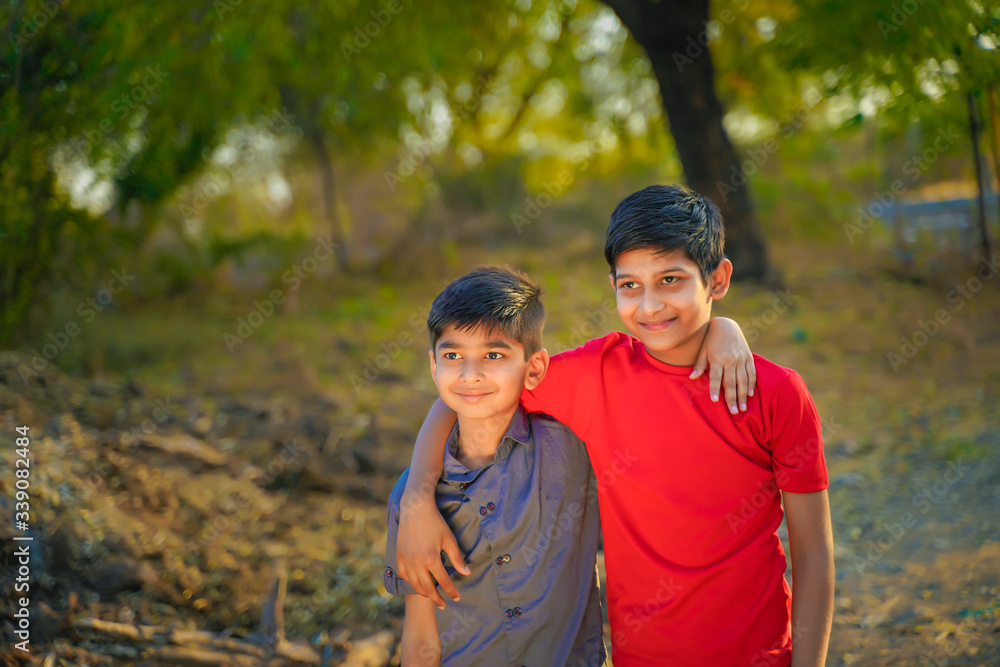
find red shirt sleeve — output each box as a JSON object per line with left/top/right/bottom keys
{"left": 767, "top": 370, "right": 829, "bottom": 493}
{"left": 520, "top": 332, "right": 622, "bottom": 440}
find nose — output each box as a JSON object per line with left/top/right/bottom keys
{"left": 639, "top": 289, "right": 664, "bottom": 318}
{"left": 459, "top": 358, "right": 484, "bottom": 383}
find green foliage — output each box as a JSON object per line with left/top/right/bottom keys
{"left": 4, "top": 0, "right": 997, "bottom": 346}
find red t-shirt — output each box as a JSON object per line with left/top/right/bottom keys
{"left": 520, "top": 332, "right": 828, "bottom": 666}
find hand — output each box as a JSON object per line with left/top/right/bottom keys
{"left": 396, "top": 490, "right": 471, "bottom": 610}
{"left": 691, "top": 317, "right": 756, "bottom": 414}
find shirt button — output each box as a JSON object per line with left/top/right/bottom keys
{"left": 479, "top": 506, "right": 488, "bottom": 516}
{"left": 502, "top": 554, "right": 511, "bottom": 563}
{"left": 504, "top": 608, "right": 514, "bottom": 618}
{"left": 513, "top": 606, "right": 522, "bottom": 615}
{"left": 486, "top": 501, "right": 495, "bottom": 511}
{"left": 459, "top": 482, "right": 469, "bottom": 491}
{"left": 385, "top": 567, "right": 393, "bottom": 577}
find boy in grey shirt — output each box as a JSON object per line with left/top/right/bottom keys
{"left": 383, "top": 265, "right": 605, "bottom": 666}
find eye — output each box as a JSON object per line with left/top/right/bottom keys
{"left": 486, "top": 352, "right": 505, "bottom": 360}
{"left": 443, "top": 352, "right": 460, "bottom": 360}
{"left": 619, "top": 281, "right": 637, "bottom": 290}
{"left": 662, "top": 276, "right": 678, "bottom": 285}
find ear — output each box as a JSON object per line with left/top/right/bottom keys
{"left": 608, "top": 271, "right": 616, "bottom": 293}
{"left": 708, "top": 258, "right": 733, "bottom": 301}
{"left": 428, "top": 348, "right": 438, "bottom": 385}
{"left": 523, "top": 348, "right": 550, "bottom": 390}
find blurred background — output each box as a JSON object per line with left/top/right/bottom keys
{"left": 1, "top": 0, "right": 999, "bottom": 664}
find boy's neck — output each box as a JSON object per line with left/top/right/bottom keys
{"left": 454, "top": 407, "right": 517, "bottom": 470}
{"left": 646, "top": 318, "right": 711, "bottom": 366}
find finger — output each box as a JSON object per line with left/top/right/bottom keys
{"left": 691, "top": 345, "right": 709, "bottom": 379}
{"left": 430, "top": 560, "right": 461, "bottom": 603}
{"left": 724, "top": 362, "right": 739, "bottom": 414}
{"left": 406, "top": 562, "right": 428, "bottom": 598}
{"left": 709, "top": 363, "right": 722, "bottom": 402}
{"left": 415, "top": 566, "right": 447, "bottom": 609}
{"left": 747, "top": 357, "right": 757, "bottom": 397}
{"left": 442, "top": 535, "right": 471, "bottom": 576}
{"left": 737, "top": 362, "right": 749, "bottom": 411}
{"left": 395, "top": 554, "right": 409, "bottom": 586}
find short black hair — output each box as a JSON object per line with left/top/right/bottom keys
{"left": 605, "top": 184, "right": 725, "bottom": 283}
{"left": 427, "top": 265, "right": 544, "bottom": 359}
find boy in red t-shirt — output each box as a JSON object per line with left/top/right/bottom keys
{"left": 397, "top": 185, "right": 834, "bottom": 666}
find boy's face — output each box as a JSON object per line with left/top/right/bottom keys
{"left": 610, "top": 247, "right": 732, "bottom": 366}
{"left": 429, "top": 324, "right": 547, "bottom": 422}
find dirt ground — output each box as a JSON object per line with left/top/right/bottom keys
{"left": 1, "top": 352, "right": 997, "bottom": 666}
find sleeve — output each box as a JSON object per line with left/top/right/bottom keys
{"left": 767, "top": 370, "right": 829, "bottom": 493}
{"left": 519, "top": 332, "right": 621, "bottom": 439}
{"left": 383, "top": 469, "right": 420, "bottom": 596}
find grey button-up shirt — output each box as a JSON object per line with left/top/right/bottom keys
{"left": 384, "top": 406, "right": 606, "bottom": 667}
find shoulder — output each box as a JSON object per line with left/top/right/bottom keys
{"left": 751, "top": 353, "right": 814, "bottom": 401}
{"left": 553, "top": 331, "right": 636, "bottom": 359}
{"left": 525, "top": 413, "right": 590, "bottom": 470}
{"left": 550, "top": 331, "right": 641, "bottom": 368}
{"left": 527, "top": 412, "right": 585, "bottom": 446}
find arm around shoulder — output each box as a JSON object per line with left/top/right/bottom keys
{"left": 396, "top": 397, "right": 469, "bottom": 609}
{"left": 402, "top": 594, "right": 441, "bottom": 666}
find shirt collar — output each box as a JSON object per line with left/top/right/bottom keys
{"left": 441, "top": 405, "right": 531, "bottom": 484}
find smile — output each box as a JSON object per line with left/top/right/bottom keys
{"left": 639, "top": 318, "right": 677, "bottom": 332}
{"left": 455, "top": 391, "right": 492, "bottom": 402}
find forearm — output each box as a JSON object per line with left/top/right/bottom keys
{"left": 790, "top": 550, "right": 835, "bottom": 667}
{"left": 402, "top": 632, "right": 441, "bottom": 667}
{"left": 402, "top": 397, "right": 457, "bottom": 506}
{"left": 402, "top": 596, "right": 441, "bottom": 666}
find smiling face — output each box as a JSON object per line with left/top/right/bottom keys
{"left": 430, "top": 324, "right": 547, "bottom": 423}
{"left": 611, "top": 247, "right": 732, "bottom": 366}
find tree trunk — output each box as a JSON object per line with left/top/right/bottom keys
{"left": 602, "top": 0, "right": 769, "bottom": 280}
{"left": 968, "top": 92, "right": 993, "bottom": 260}
{"left": 308, "top": 127, "right": 350, "bottom": 270}
{"left": 278, "top": 84, "right": 350, "bottom": 271}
